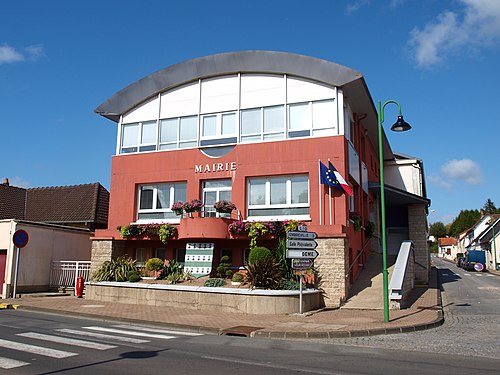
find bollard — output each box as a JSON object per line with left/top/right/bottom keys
{"left": 76, "top": 276, "right": 84, "bottom": 298}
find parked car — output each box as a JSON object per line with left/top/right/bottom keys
{"left": 463, "top": 250, "right": 486, "bottom": 272}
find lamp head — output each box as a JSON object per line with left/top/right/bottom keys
{"left": 391, "top": 115, "right": 411, "bottom": 132}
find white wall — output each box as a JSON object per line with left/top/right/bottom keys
{"left": 1, "top": 220, "right": 91, "bottom": 297}
{"left": 385, "top": 159, "right": 423, "bottom": 196}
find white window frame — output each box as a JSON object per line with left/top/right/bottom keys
{"left": 240, "top": 105, "right": 285, "bottom": 143}
{"left": 159, "top": 115, "right": 198, "bottom": 150}
{"left": 136, "top": 182, "right": 187, "bottom": 223}
{"left": 120, "top": 121, "right": 158, "bottom": 154}
{"left": 247, "top": 174, "right": 310, "bottom": 220}
{"left": 202, "top": 179, "right": 232, "bottom": 218}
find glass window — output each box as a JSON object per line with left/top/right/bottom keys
{"left": 155, "top": 248, "right": 166, "bottom": 260}
{"left": 289, "top": 103, "right": 310, "bottom": 130}
{"left": 141, "top": 121, "right": 157, "bottom": 144}
{"left": 241, "top": 108, "right": 261, "bottom": 135}
{"left": 247, "top": 175, "right": 309, "bottom": 218}
{"left": 263, "top": 105, "right": 284, "bottom": 133}
{"left": 121, "top": 123, "right": 139, "bottom": 153}
{"left": 202, "top": 115, "right": 217, "bottom": 137}
{"left": 160, "top": 119, "right": 177, "bottom": 143}
{"left": 312, "top": 100, "right": 335, "bottom": 129}
{"left": 221, "top": 113, "right": 236, "bottom": 135}
{"left": 137, "top": 182, "right": 187, "bottom": 221}
{"left": 202, "top": 179, "right": 232, "bottom": 218}
{"left": 179, "top": 116, "right": 197, "bottom": 141}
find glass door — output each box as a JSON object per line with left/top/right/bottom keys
{"left": 202, "top": 179, "right": 232, "bottom": 217}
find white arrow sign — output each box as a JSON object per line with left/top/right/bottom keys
{"left": 286, "top": 231, "right": 317, "bottom": 239}
{"left": 286, "top": 249, "right": 319, "bottom": 259}
{"left": 286, "top": 239, "right": 318, "bottom": 250}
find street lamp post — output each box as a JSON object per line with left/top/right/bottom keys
{"left": 491, "top": 218, "right": 498, "bottom": 271}
{"left": 377, "top": 100, "right": 411, "bottom": 323}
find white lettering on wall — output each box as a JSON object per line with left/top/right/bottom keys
{"left": 194, "top": 162, "right": 237, "bottom": 173}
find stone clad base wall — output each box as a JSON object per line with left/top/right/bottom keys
{"left": 85, "top": 283, "right": 323, "bottom": 315}
{"left": 408, "top": 204, "right": 429, "bottom": 284}
{"left": 315, "top": 237, "right": 349, "bottom": 308}
{"left": 90, "top": 240, "right": 125, "bottom": 277}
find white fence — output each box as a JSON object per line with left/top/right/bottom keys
{"left": 49, "top": 261, "right": 91, "bottom": 290}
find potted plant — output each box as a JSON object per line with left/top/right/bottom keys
{"left": 349, "top": 212, "right": 362, "bottom": 231}
{"left": 214, "top": 200, "right": 236, "bottom": 213}
{"left": 171, "top": 201, "right": 185, "bottom": 216}
{"left": 184, "top": 199, "right": 204, "bottom": 212}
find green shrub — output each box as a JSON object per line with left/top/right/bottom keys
{"left": 279, "top": 279, "right": 300, "bottom": 290}
{"left": 157, "top": 259, "right": 182, "bottom": 280}
{"left": 216, "top": 255, "right": 232, "bottom": 278}
{"left": 127, "top": 271, "right": 142, "bottom": 282}
{"left": 92, "top": 256, "right": 138, "bottom": 282}
{"left": 245, "top": 257, "right": 283, "bottom": 289}
{"left": 204, "top": 278, "right": 226, "bottom": 287}
{"left": 145, "top": 257, "right": 164, "bottom": 272}
{"left": 248, "top": 246, "right": 271, "bottom": 264}
{"left": 232, "top": 272, "right": 244, "bottom": 283}
{"left": 158, "top": 224, "right": 178, "bottom": 244}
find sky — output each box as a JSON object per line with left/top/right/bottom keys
{"left": 1, "top": 0, "right": 499, "bottom": 225}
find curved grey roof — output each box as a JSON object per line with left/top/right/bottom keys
{"left": 95, "top": 50, "right": 375, "bottom": 123}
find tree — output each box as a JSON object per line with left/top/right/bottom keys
{"left": 429, "top": 221, "right": 447, "bottom": 239}
{"left": 448, "top": 209, "right": 481, "bottom": 237}
{"left": 482, "top": 198, "right": 499, "bottom": 214}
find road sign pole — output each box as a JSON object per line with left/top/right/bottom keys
{"left": 299, "top": 274, "right": 303, "bottom": 314}
{"left": 12, "top": 247, "right": 20, "bottom": 299}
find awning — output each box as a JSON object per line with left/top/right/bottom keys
{"left": 369, "top": 182, "right": 431, "bottom": 208}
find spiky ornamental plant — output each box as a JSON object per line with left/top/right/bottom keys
{"left": 92, "top": 256, "right": 138, "bottom": 282}
{"left": 245, "top": 257, "right": 283, "bottom": 289}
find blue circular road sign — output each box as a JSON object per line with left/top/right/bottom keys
{"left": 13, "top": 229, "right": 29, "bottom": 248}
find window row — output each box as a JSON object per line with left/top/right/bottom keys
{"left": 136, "top": 175, "right": 310, "bottom": 222}
{"left": 120, "top": 100, "right": 336, "bottom": 154}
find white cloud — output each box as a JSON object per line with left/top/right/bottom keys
{"left": 441, "top": 158, "right": 483, "bottom": 185}
{"left": 8, "top": 176, "right": 32, "bottom": 188}
{"left": 0, "top": 43, "right": 44, "bottom": 65}
{"left": 408, "top": 0, "right": 500, "bottom": 68}
{"left": 428, "top": 174, "right": 452, "bottom": 189}
{"left": 0, "top": 44, "right": 24, "bottom": 64}
{"left": 346, "top": 0, "right": 370, "bottom": 14}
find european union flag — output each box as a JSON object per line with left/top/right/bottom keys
{"left": 320, "top": 161, "right": 342, "bottom": 190}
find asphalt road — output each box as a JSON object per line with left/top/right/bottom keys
{"left": 0, "top": 307, "right": 498, "bottom": 374}
{"left": 321, "top": 256, "right": 500, "bottom": 359}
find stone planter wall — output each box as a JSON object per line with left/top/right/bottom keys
{"left": 85, "top": 282, "right": 324, "bottom": 315}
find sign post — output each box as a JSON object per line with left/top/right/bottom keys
{"left": 286, "top": 229, "right": 318, "bottom": 314}
{"left": 12, "top": 229, "right": 29, "bottom": 299}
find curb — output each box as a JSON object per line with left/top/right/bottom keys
{"left": 0, "top": 303, "right": 19, "bottom": 310}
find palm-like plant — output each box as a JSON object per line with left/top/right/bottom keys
{"left": 245, "top": 257, "right": 283, "bottom": 289}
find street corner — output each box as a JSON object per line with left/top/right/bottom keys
{"left": 0, "top": 303, "right": 19, "bottom": 310}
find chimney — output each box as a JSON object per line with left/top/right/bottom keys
{"left": 2, "top": 178, "right": 9, "bottom": 186}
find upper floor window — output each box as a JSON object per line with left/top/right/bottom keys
{"left": 288, "top": 99, "right": 336, "bottom": 138}
{"left": 137, "top": 182, "right": 187, "bottom": 221}
{"left": 200, "top": 112, "right": 238, "bottom": 146}
{"left": 159, "top": 116, "right": 197, "bottom": 150}
{"left": 247, "top": 174, "right": 309, "bottom": 219}
{"left": 121, "top": 121, "right": 157, "bottom": 153}
{"left": 240, "top": 105, "right": 285, "bottom": 143}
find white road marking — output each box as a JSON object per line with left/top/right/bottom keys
{"left": 112, "top": 324, "right": 202, "bottom": 336}
{"left": 18, "top": 332, "right": 117, "bottom": 350}
{"left": 0, "top": 356, "right": 30, "bottom": 369}
{"left": 84, "top": 326, "right": 175, "bottom": 340}
{"left": 55, "top": 329, "right": 149, "bottom": 344}
{"left": 0, "top": 339, "right": 77, "bottom": 359}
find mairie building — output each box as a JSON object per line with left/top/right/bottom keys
{"left": 92, "top": 51, "right": 430, "bottom": 307}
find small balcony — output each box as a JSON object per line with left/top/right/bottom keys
{"left": 178, "top": 215, "right": 236, "bottom": 239}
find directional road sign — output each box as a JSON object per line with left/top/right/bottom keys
{"left": 286, "top": 249, "right": 319, "bottom": 259}
{"left": 292, "top": 258, "right": 313, "bottom": 269}
{"left": 286, "top": 239, "right": 318, "bottom": 250}
{"left": 286, "top": 230, "right": 317, "bottom": 239}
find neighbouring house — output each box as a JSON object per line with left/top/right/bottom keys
{"left": 456, "top": 213, "right": 500, "bottom": 270}
{"left": 438, "top": 237, "right": 459, "bottom": 261}
{"left": 0, "top": 179, "right": 109, "bottom": 298}
{"left": 92, "top": 51, "right": 430, "bottom": 307}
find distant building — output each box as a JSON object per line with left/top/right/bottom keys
{"left": 438, "top": 237, "right": 459, "bottom": 261}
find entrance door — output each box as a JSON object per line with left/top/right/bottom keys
{"left": 0, "top": 250, "right": 7, "bottom": 293}
{"left": 202, "top": 180, "right": 232, "bottom": 217}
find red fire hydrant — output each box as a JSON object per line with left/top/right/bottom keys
{"left": 76, "top": 276, "right": 84, "bottom": 298}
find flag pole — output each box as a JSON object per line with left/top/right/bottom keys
{"left": 328, "top": 158, "right": 333, "bottom": 225}
{"left": 318, "top": 160, "right": 322, "bottom": 226}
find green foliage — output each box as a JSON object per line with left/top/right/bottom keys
{"left": 145, "top": 257, "right": 164, "bottom": 272}
{"left": 157, "top": 259, "right": 183, "bottom": 280}
{"left": 92, "top": 256, "right": 138, "bottom": 282}
{"left": 158, "top": 224, "right": 178, "bottom": 244}
{"left": 274, "top": 237, "right": 294, "bottom": 280}
{"left": 204, "top": 278, "right": 227, "bottom": 287}
{"left": 429, "top": 221, "right": 448, "bottom": 239}
{"left": 231, "top": 272, "right": 244, "bottom": 283}
{"left": 118, "top": 226, "right": 130, "bottom": 238}
{"left": 278, "top": 279, "right": 300, "bottom": 290}
{"left": 216, "top": 255, "right": 232, "bottom": 278}
{"left": 482, "top": 198, "right": 499, "bottom": 214}
{"left": 248, "top": 246, "right": 272, "bottom": 264}
{"left": 127, "top": 271, "right": 142, "bottom": 282}
{"left": 247, "top": 222, "right": 270, "bottom": 249}
{"left": 245, "top": 257, "right": 283, "bottom": 289}
{"left": 449, "top": 209, "right": 481, "bottom": 237}
{"left": 429, "top": 242, "right": 438, "bottom": 253}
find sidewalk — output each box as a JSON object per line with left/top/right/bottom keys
{"left": 0, "top": 268, "right": 443, "bottom": 339}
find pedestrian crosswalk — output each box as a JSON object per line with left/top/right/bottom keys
{"left": 0, "top": 324, "right": 202, "bottom": 370}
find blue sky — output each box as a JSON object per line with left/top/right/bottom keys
{"left": 1, "top": 0, "right": 499, "bottom": 225}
